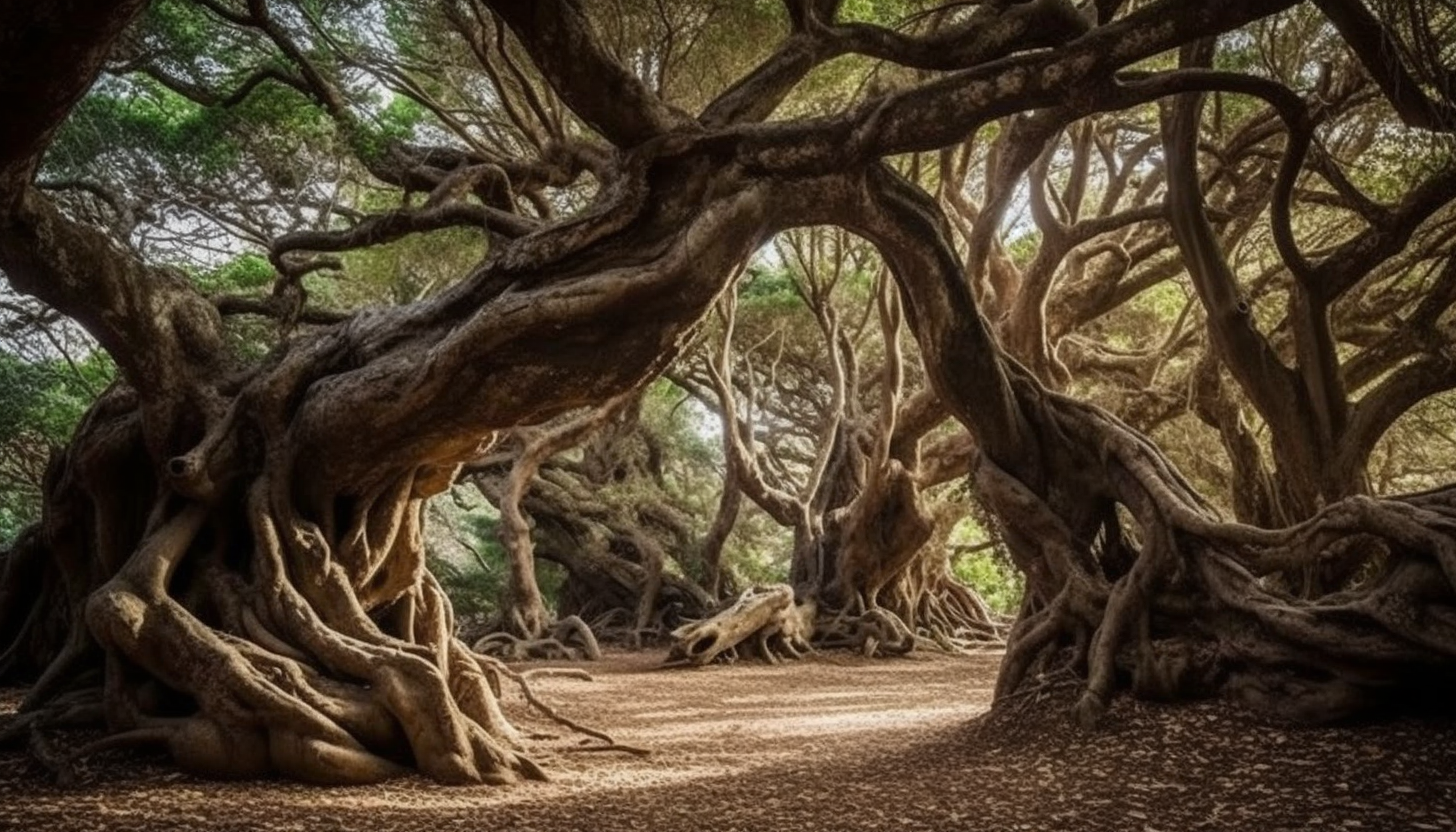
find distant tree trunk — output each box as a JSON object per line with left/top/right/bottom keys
{"left": 466, "top": 396, "right": 721, "bottom": 647}
{"left": 677, "top": 266, "right": 1002, "bottom": 663}
{"left": 478, "top": 396, "right": 633, "bottom": 652}
{"left": 700, "top": 467, "right": 742, "bottom": 600}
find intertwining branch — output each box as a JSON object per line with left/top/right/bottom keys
{"left": 2, "top": 0, "right": 1455, "bottom": 784}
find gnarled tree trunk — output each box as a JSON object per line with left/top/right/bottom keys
{"left": 467, "top": 392, "right": 720, "bottom": 650}
{"left": 851, "top": 160, "right": 1456, "bottom": 725}
{"left": 6, "top": 0, "right": 1454, "bottom": 788}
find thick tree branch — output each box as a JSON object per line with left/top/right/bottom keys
{"left": 701, "top": 0, "right": 1090, "bottom": 127}
{"left": 737, "top": 0, "right": 1302, "bottom": 171}
{"left": 1312, "top": 0, "right": 1456, "bottom": 132}
{"left": 1161, "top": 73, "right": 1303, "bottom": 435}
{"left": 130, "top": 63, "right": 311, "bottom": 109}
{"left": 486, "top": 0, "right": 693, "bottom": 146}
{"left": 0, "top": 187, "right": 221, "bottom": 405}
{"left": 211, "top": 294, "right": 348, "bottom": 325}
{"left": 851, "top": 163, "right": 1032, "bottom": 474}
{"left": 1314, "top": 165, "right": 1456, "bottom": 301}
{"left": 1346, "top": 350, "right": 1456, "bottom": 474}
{"left": 271, "top": 201, "right": 534, "bottom": 266}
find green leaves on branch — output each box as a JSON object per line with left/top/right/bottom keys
{"left": 0, "top": 350, "right": 115, "bottom": 545}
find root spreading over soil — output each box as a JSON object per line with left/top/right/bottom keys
{"left": 2, "top": 650, "right": 1453, "bottom": 832}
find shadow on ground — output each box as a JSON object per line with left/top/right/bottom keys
{"left": 2, "top": 649, "right": 1453, "bottom": 831}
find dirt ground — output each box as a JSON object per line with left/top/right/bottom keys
{"left": 2, "top": 648, "right": 1455, "bottom": 832}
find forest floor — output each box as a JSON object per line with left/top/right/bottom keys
{"left": 2, "top": 648, "right": 1455, "bottom": 831}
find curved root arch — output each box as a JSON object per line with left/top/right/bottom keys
{"left": 473, "top": 614, "right": 603, "bottom": 662}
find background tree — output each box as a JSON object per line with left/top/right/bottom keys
{"left": 667, "top": 228, "right": 999, "bottom": 663}
{"left": 465, "top": 385, "right": 726, "bottom": 657}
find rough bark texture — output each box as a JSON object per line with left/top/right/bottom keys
{"left": 3, "top": 0, "right": 1454, "bottom": 787}
{"left": 850, "top": 162, "right": 1456, "bottom": 725}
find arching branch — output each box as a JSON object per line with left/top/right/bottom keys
{"left": 486, "top": 0, "right": 693, "bottom": 146}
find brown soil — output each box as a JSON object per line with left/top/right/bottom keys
{"left": 2, "top": 649, "right": 1454, "bottom": 831}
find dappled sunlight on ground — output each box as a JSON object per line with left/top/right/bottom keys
{"left": 3, "top": 649, "right": 1455, "bottom": 831}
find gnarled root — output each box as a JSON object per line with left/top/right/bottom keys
{"left": 472, "top": 614, "right": 603, "bottom": 661}
{"left": 983, "top": 381, "right": 1456, "bottom": 726}
{"left": 815, "top": 606, "right": 921, "bottom": 657}
{"left": 5, "top": 461, "right": 566, "bottom": 785}
{"left": 61, "top": 485, "right": 544, "bottom": 785}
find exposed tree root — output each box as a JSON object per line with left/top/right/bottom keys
{"left": 485, "top": 658, "right": 650, "bottom": 757}
{"left": 979, "top": 377, "right": 1456, "bottom": 725}
{"left": 521, "top": 667, "right": 594, "bottom": 682}
{"left": 814, "top": 605, "right": 920, "bottom": 657}
{"left": 0, "top": 399, "right": 561, "bottom": 784}
{"left": 472, "top": 615, "right": 603, "bottom": 661}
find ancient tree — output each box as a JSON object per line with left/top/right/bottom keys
{"left": 2, "top": 0, "right": 1456, "bottom": 784}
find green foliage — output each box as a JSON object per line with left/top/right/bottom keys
{"left": 428, "top": 555, "right": 500, "bottom": 626}
{"left": 0, "top": 508, "right": 29, "bottom": 549}
{"left": 640, "top": 378, "right": 719, "bottom": 473}
{"left": 1102, "top": 279, "right": 1190, "bottom": 352}
{"left": 728, "top": 535, "right": 791, "bottom": 586}
{"left": 46, "top": 0, "right": 338, "bottom": 191}
{"left": 537, "top": 560, "right": 567, "bottom": 611}
{"left": 0, "top": 357, "right": 50, "bottom": 444}
{"left": 837, "top": 0, "right": 918, "bottom": 25}
{"left": 739, "top": 265, "right": 801, "bottom": 310}
{"left": 1129, "top": 279, "right": 1188, "bottom": 320}
{"left": 952, "top": 550, "right": 1024, "bottom": 616}
{"left": 0, "top": 351, "right": 112, "bottom": 445}
{"left": 635, "top": 379, "right": 797, "bottom": 590}
{"left": 0, "top": 349, "right": 114, "bottom": 545}
{"left": 375, "top": 95, "right": 428, "bottom": 147}
{"left": 1004, "top": 230, "right": 1041, "bottom": 268}
{"left": 948, "top": 517, "right": 1023, "bottom": 615}
{"left": 193, "top": 254, "right": 275, "bottom": 295}
{"left": 50, "top": 80, "right": 238, "bottom": 178}
{"left": 427, "top": 503, "right": 508, "bottom": 626}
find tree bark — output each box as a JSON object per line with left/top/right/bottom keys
{"left": 4, "top": 0, "right": 1451, "bottom": 788}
